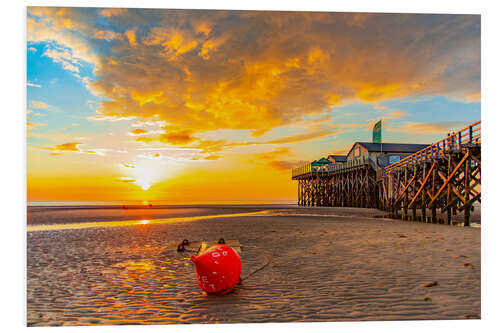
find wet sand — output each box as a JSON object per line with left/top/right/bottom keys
{"left": 27, "top": 206, "right": 480, "bottom": 326}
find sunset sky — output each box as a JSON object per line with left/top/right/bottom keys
{"left": 26, "top": 8, "right": 480, "bottom": 203}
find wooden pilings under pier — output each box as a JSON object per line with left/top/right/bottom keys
{"left": 296, "top": 157, "right": 378, "bottom": 208}
{"left": 381, "top": 145, "right": 480, "bottom": 226}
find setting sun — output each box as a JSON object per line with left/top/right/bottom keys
{"left": 136, "top": 179, "right": 151, "bottom": 191}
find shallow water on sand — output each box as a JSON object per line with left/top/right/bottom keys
{"left": 27, "top": 210, "right": 272, "bottom": 231}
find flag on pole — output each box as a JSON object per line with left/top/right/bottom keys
{"left": 373, "top": 120, "right": 382, "bottom": 143}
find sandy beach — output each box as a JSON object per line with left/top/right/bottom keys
{"left": 27, "top": 206, "right": 481, "bottom": 326}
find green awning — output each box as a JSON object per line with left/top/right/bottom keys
{"left": 311, "top": 158, "right": 332, "bottom": 166}
{"left": 318, "top": 157, "right": 332, "bottom": 164}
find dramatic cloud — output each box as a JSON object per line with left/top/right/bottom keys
{"left": 27, "top": 9, "right": 97, "bottom": 67}
{"left": 27, "top": 8, "right": 480, "bottom": 163}
{"left": 27, "top": 9, "right": 480, "bottom": 140}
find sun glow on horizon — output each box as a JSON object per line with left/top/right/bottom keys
{"left": 119, "top": 159, "right": 182, "bottom": 192}
{"left": 136, "top": 179, "right": 152, "bottom": 191}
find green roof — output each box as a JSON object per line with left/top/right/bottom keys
{"left": 312, "top": 158, "right": 332, "bottom": 166}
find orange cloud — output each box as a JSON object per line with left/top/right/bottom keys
{"left": 357, "top": 83, "right": 401, "bottom": 102}
{"left": 202, "top": 154, "right": 221, "bottom": 160}
{"left": 74, "top": 11, "right": 477, "bottom": 141}
{"left": 94, "top": 30, "right": 122, "bottom": 40}
{"left": 131, "top": 90, "right": 166, "bottom": 106}
{"left": 267, "top": 160, "right": 304, "bottom": 171}
{"left": 41, "top": 142, "right": 97, "bottom": 155}
{"left": 27, "top": 121, "right": 47, "bottom": 131}
{"left": 253, "top": 147, "right": 305, "bottom": 171}
{"left": 129, "top": 128, "right": 149, "bottom": 136}
{"left": 388, "top": 122, "right": 467, "bottom": 134}
{"left": 125, "top": 29, "right": 137, "bottom": 47}
{"left": 53, "top": 142, "right": 82, "bottom": 151}
{"left": 137, "top": 128, "right": 197, "bottom": 145}
{"left": 100, "top": 8, "right": 127, "bottom": 17}
{"left": 158, "top": 130, "right": 196, "bottom": 145}
{"left": 30, "top": 100, "right": 49, "bottom": 109}
{"left": 255, "top": 147, "right": 290, "bottom": 158}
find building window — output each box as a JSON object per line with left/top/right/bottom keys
{"left": 389, "top": 155, "right": 401, "bottom": 164}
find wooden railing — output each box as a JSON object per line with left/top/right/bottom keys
{"left": 292, "top": 156, "right": 370, "bottom": 178}
{"left": 385, "top": 121, "right": 481, "bottom": 173}
{"left": 292, "top": 163, "right": 312, "bottom": 178}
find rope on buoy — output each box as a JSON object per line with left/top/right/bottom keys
{"left": 177, "top": 243, "right": 186, "bottom": 252}
{"left": 177, "top": 239, "right": 197, "bottom": 253}
{"left": 241, "top": 253, "right": 270, "bottom": 282}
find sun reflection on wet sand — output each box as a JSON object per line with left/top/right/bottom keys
{"left": 27, "top": 210, "right": 274, "bottom": 232}
{"left": 113, "top": 261, "right": 154, "bottom": 271}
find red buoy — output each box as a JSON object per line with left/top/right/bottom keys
{"left": 190, "top": 244, "right": 241, "bottom": 295}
